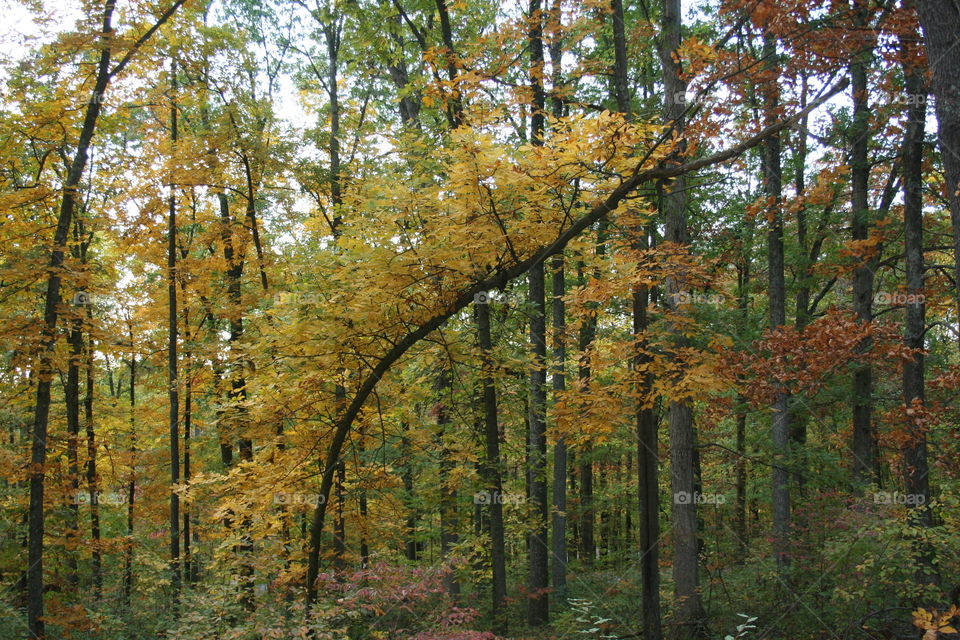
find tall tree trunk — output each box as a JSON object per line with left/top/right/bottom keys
{"left": 914, "top": 0, "right": 960, "bottom": 347}
{"left": 123, "top": 336, "right": 136, "bottom": 608}
{"left": 84, "top": 308, "right": 102, "bottom": 599}
{"left": 551, "top": 256, "right": 568, "bottom": 602}
{"left": 899, "top": 12, "right": 939, "bottom": 590}
{"left": 577, "top": 224, "right": 605, "bottom": 566}
{"left": 735, "top": 219, "right": 754, "bottom": 561}
{"left": 611, "top": 1, "right": 662, "bottom": 634}
{"left": 476, "top": 302, "right": 508, "bottom": 635}
{"left": 217, "top": 190, "right": 255, "bottom": 606}
{"left": 334, "top": 459, "right": 346, "bottom": 569}
{"left": 527, "top": 0, "right": 549, "bottom": 624}
{"left": 167, "top": 61, "right": 181, "bottom": 604}
{"left": 659, "top": 0, "right": 707, "bottom": 635}
{"left": 66, "top": 315, "right": 83, "bottom": 589}
{"left": 401, "top": 418, "right": 418, "bottom": 561}
{"left": 850, "top": 0, "right": 877, "bottom": 485}
{"left": 633, "top": 228, "right": 662, "bottom": 640}
{"left": 358, "top": 427, "right": 369, "bottom": 567}
{"left": 792, "top": 75, "right": 811, "bottom": 495}
{"left": 761, "top": 31, "right": 792, "bottom": 572}
{"left": 436, "top": 370, "right": 460, "bottom": 598}
{"left": 182, "top": 323, "right": 193, "bottom": 584}
{"left": 27, "top": 3, "right": 116, "bottom": 632}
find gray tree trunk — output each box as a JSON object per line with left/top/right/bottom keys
{"left": 914, "top": 0, "right": 960, "bottom": 347}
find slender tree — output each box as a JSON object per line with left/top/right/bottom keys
{"left": 850, "top": 0, "right": 878, "bottom": 485}
{"left": 914, "top": 0, "right": 960, "bottom": 345}
{"left": 658, "top": 0, "right": 707, "bottom": 635}
{"left": 761, "top": 31, "right": 791, "bottom": 572}
{"left": 476, "top": 301, "right": 508, "bottom": 634}
{"left": 527, "top": 0, "right": 550, "bottom": 625}
{"left": 167, "top": 58, "right": 181, "bottom": 605}
{"left": 899, "top": 5, "right": 938, "bottom": 590}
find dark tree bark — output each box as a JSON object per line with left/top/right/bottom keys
{"left": 358, "top": 426, "right": 369, "bottom": 567}
{"left": 550, "top": 256, "right": 568, "bottom": 602}
{"left": 123, "top": 326, "right": 137, "bottom": 608}
{"left": 434, "top": 0, "right": 462, "bottom": 127}
{"left": 633, "top": 227, "right": 662, "bottom": 640}
{"left": 791, "top": 75, "right": 811, "bottom": 495}
{"left": 761, "top": 32, "right": 791, "bottom": 572}
{"left": 658, "top": 0, "right": 707, "bottom": 635}
{"left": 218, "top": 192, "right": 252, "bottom": 462}
{"left": 899, "top": 10, "right": 939, "bottom": 589}
{"left": 84, "top": 302, "right": 102, "bottom": 599}
{"left": 167, "top": 61, "right": 181, "bottom": 604}
{"left": 65, "top": 313, "right": 83, "bottom": 590}
{"left": 914, "top": 0, "right": 960, "bottom": 347}
{"left": 610, "top": 0, "right": 662, "bottom": 633}
{"left": 476, "top": 302, "right": 508, "bottom": 634}
{"left": 323, "top": 15, "right": 343, "bottom": 232}
{"left": 549, "top": 0, "right": 568, "bottom": 601}
{"left": 334, "top": 459, "right": 346, "bottom": 569}
{"left": 26, "top": 4, "right": 117, "bottom": 633}
{"left": 527, "top": 0, "right": 549, "bottom": 625}
{"left": 735, "top": 218, "right": 754, "bottom": 561}
{"left": 850, "top": 0, "right": 878, "bottom": 485}
{"left": 435, "top": 370, "right": 460, "bottom": 598}
{"left": 577, "top": 253, "right": 599, "bottom": 565}
{"left": 401, "top": 418, "right": 419, "bottom": 561}
{"left": 182, "top": 311, "right": 194, "bottom": 584}
{"left": 527, "top": 256, "right": 549, "bottom": 626}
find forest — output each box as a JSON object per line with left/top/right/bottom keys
{"left": 1, "top": 0, "right": 959, "bottom": 638}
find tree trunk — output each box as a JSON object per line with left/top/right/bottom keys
{"left": 123, "top": 339, "right": 136, "bottom": 607}
{"left": 899, "top": 12, "right": 939, "bottom": 590}
{"left": 551, "top": 256, "right": 568, "bottom": 602}
{"left": 659, "top": 0, "right": 707, "bottom": 635}
{"left": 476, "top": 302, "right": 508, "bottom": 635}
{"left": 182, "top": 328, "right": 193, "bottom": 583}
{"left": 27, "top": 3, "right": 116, "bottom": 633}
{"left": 436, "top": 370, "right": 460, "bottom": 598}
{"left": 66, "top": 316, "right": 83, "bottom": 589}
{"left": 633, "top": 227, "right": 662, "bottom": 640}
{"left": 527, "top": 0, "right": 549, "bottom": 625}
{"left": 735, "top": 218, "right": 753, "bottom": 561}
{"left": 914, "top": 0, "right": 960, "bottom": 347}
{"left": 401, "top": 418, "right": 418, "bottom": 561}
{"left": 576, "top": 242, "right": 602, "bottom": 565}
{"left": 358, "top": 427, "right": 369, "bottom": 567}
{"left": 84, "top": 310, "right": 102, "bottom": 599}
{"left": 334, "top": 459, "right": 346, "bottom": 569}
{"left": 761, "top": 31, "right": 791, "bottom": 572}
{"left": 167, "top": 62, "right": 181, "bottom": 603}
{"left": 792, "top": 75, "right": 811, "bottom": 496}
{"left": 850, "top": 0, "right": 877, "bottom": 485}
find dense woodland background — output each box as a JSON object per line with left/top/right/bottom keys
{"left": 2, "top": 0, "right": 960, "bottom": 638}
